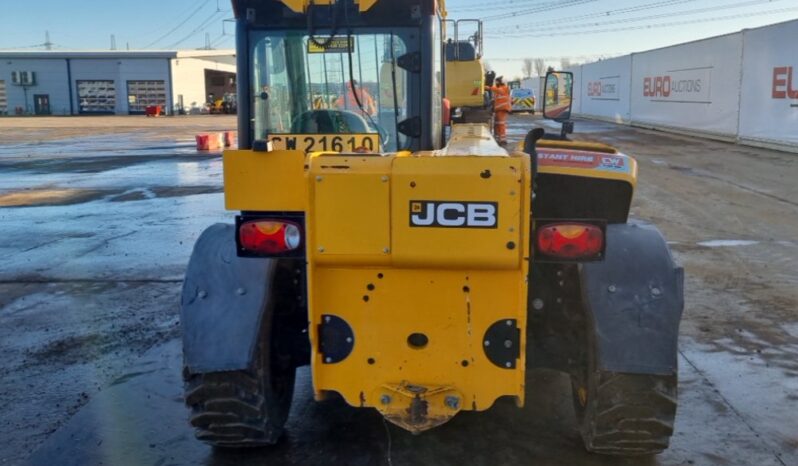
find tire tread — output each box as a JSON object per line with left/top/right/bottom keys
{"left": 581, "top": 372, "right": 677, "bottom": 456}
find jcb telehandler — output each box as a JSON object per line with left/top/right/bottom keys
{"left": 181, "top": 0, "right": 683, "bottom": 456}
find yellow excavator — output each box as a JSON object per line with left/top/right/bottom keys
{"left": 444, "top": 19, "right": 491, "bottom": 124}
{"left": 180, "top": 0, "right": 683, "bottom": 456}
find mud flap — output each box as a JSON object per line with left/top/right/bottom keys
{"left": 579, "top": 222, "right": 684, "bottom": 375}
{"left": 181, "top": 223, "right": 275, "bottom": 373}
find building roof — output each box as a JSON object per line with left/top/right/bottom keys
{"left": 0, "top": 49, "right": 235, "bottom": 59}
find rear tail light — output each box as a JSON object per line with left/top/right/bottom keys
{"left": 536, "top": 222, "right": 604, "bottom": 260}
{"left": 238, "top": 219, "right": 302, "bottom": 255}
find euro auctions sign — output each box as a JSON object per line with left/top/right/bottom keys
{"left": 642, "top": 67, "right": 712, "bottom": 103}
{"left": 586, "top": 76, "right": 620, "bottom": 100}
{"left": 738, "top": 19, "right": 798, "bottom": 146}
{"left": 771, "top": 66, "right": 798, "bottom": 100}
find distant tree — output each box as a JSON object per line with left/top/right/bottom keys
{"left": 522, "top": 58, "right": 533, "bottom": 78}
{"left": 534, "top": 58, "right": 546, "bottom": 77}
{"left": 560, "top": 57, "right": 572, "bottom": 69}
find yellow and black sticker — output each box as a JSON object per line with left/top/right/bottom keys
{"left": 512, "top": 97, "right": 535, "bottom": 108}
{"left": 269, "top": 133, "right": 380, "bottom": 153}
{"left": 307, "top": 37, "right": 354, "bottom": 54}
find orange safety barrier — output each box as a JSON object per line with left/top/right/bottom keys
{"left": 145, "top": 105, "right": 163, "bottom": 117}
{"left": 195, "top": 133, "right": 225, "bottom": 151}
{"left": 223, "top": 131, "right": 238, "bottom": 148}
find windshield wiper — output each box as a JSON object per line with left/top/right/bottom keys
{"left": 388, "top": 32, "right": 401, "bottom": 150}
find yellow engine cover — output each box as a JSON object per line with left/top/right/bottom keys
{"left": 223, "top": 124, "right": 531, "bottom": 433}
{"left": 306, "top": 148, "right": 531, "bottom": 432}
{"left": 445, "top": 60, "right": 485, "bottom": 108}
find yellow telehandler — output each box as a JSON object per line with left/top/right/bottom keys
{"left": 180, "top": 0, "right": 683, "bottom": 456}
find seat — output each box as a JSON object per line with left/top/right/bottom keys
{"left": 445, "top": 41, "right": 476, "bottom": 61}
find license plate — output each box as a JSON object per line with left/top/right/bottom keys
{"left": 269, "top": 134, "right": 380, "bottom": 153}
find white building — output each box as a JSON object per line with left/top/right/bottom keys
{"left": 0, "top": 50, "right": 236, "bottom": 116}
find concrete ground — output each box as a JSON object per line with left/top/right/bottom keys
{"left": 0, "top": 114, "right": 796, "bottom": 466}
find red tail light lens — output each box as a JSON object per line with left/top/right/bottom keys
{"left": 239, "top": 220, "right": 302, "bottom": 255}
{"left": 537, "top": 223, "right": 603, "bottom": 259}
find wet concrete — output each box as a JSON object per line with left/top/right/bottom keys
{"left": 2, "top": 115, "right": 798, "bottom": 465}
{"left": 21, "top": 337, "right": 792, "bottom": 466}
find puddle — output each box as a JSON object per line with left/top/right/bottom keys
{"left": 697, "top": 239, "right": 760, "bottom": 247}
{"left": 682, "top": 337, "right": 798, "bottom": 457}
{"left": 0, "top": 188, "right": 105, "bottom": 207}
{"left": 0, "top": 133, "right": 200, "bottom": 159}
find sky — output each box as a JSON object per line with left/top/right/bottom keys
{"left": 1, "top": 0, "right": 797, "bottom": 79}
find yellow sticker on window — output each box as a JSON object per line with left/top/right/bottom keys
{"left": 269, "top": 133, "right": 379, "bottom": 153}
{"left": 307, "top": 37, "right": 354, "bottom": 54}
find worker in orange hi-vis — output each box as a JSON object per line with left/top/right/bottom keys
{"left": 488, "top": 76, "right": 512, "bottom": 145}
{"left": 336, "top": 80, "right": 378, "bottom": 116}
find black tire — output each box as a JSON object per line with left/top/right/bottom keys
{"left": 572, "top": 370, "right": 677, "bottom": 456}
{"left": 183, "top": 299, "right": 296, "bottom": 448}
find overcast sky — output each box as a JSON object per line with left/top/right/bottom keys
{"left": 2, "top": 0, "right": 796, "bottom": 78}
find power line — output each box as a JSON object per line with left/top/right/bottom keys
{"left": 134, "top": 0, "right": 200, "bottom": 40}
{"left": 210, "top": 34, "right": 233, "bottom": 48}
{"left": 167, "top": 10, "right": 226, "bottom": 49}
{"left": 482, "top": 0, "right": 599, "bottom": 22}
{"left": 485, "top": 0, "right": 697, "bottom": 32}
{"left": 487, "top": 0, "right": 787, "bottom": 35}
{"left": 143, "top": 0, "right": 211, "bottom": 48}
{"left": 486, "top": 6, "right": 798, "bottom": 38}
{"left": 448, "top": 0, "right": 555, "bottom": 13}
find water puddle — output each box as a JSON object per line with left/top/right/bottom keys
{"left": 697, "top": 239, "right": 760, "bottom": 248}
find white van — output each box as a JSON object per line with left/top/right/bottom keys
{"left": 510, "top": 88, "right": 536, "bottom": 113}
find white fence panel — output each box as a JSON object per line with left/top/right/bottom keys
{"left": 580, "top": 55, "right": 632, "bottom": 123}
{"left": 738, "top": 20, "right": 798, "bottom": 147}
{"left": 630, "top": 33, "right": 743, "bottom": 138}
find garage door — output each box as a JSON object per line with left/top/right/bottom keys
{"left": 0, "top": 80, "right": 7, "bottom": 114}
{"left": 77, "top": 80, "right": 116, "bottom": 114}
{"left": 127, "top": 80, "right": 167, "bottom": 114}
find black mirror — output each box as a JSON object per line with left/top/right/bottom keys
{"left": 543, "top": 71, "right": 573, "bottom": 121}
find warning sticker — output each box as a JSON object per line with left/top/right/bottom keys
{"left": 537, "top": 151, "right": 631, "bottom": 173}
{"left": 308, "top": 37, "right": 354, "bottom": 54}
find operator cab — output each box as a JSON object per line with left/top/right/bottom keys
{"left": 237, "top": 0, "right": 446, "bottom": 153}
{"left": 444, "top": 19, "right": 482, "bottom": 62}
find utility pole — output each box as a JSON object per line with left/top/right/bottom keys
{"left": 44, "top": 31, "right": 53, "bottom": 50}
{"left": 111, "top": 34, "right": 117, "bottom": 50}
{"left": 204, "top": 33, "right": 211, "bottom": 50}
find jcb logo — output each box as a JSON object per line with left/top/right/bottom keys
{"left": 409, "top": 201, "right": 498, "bottom": 228}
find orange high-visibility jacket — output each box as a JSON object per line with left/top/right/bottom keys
{"left": 336, "top": 83, "right": 377, "bottom": 115}
{"left": 489, "top": 84, "right": 511, "bottom": 112}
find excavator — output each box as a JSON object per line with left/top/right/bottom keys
{"left": 444, "top": 19, "right": 491, "bottom": 124}
{"left": 180, "top": 0, "right": 683, "bottom": 456}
